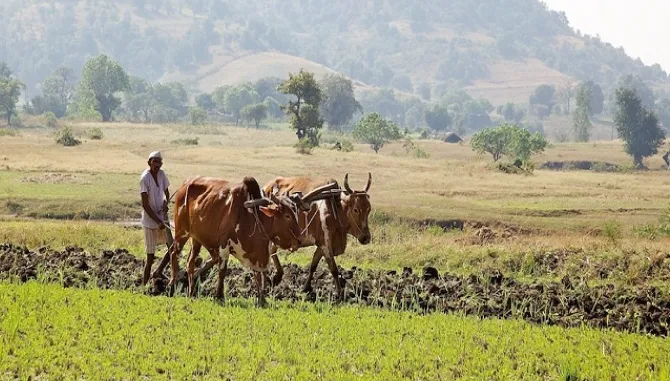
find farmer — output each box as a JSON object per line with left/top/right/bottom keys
{"left": 140, "top": 150, "right": 174, "bottom": 285}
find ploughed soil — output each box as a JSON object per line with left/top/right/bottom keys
{"left": 1, "top": 243, "right": 669, "bottom": 337}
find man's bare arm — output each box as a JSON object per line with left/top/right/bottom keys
{"left": 141, "top": 192, "right": 165, "bottom": 228}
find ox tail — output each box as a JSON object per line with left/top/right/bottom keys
{"left": 243, "top": 176, "right": 263, "bottom": 200}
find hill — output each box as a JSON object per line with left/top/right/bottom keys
{"left": 2, "top": 0, "right": 669, "bottom": 107}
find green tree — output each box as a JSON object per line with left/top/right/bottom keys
{"left": 470, "top": 123, "right": 547, "bottom": 162}
{"left": 241, "top": 103, "right": 268, "bottom": 128}
{"left": 122, "top": 76, "right": 154, "bottom": 123}
{"left": 278, "top": 69, "right": 324, "bottom": 145}
{"left": 582, "top": 80, "right": 604, "bottom": 115}
{"left": 42, "top": 66, "right": 75, "bottom": 117}
{"left": 0, "top": 63, "right": 25, "bottom": 125}
{"left": 573, "top": 83, "right": 593, "bottom": 142}
{"left": 424, "top": 105, "right": 451, "bottom": 131}
{"left": 496, "top": 102, "right": 525, "bottom": 124}
{"left": 189, "top": 106, "right": 207, "bottom": 125}
{"left": 319, "top": 73, "right": 362, "bottom": 132}
{"left": 614, "top": 88, "right": 666, "bottom": 168}
{"left": 352, "top": 112, "right": 402, "bottom": 153}
{"left": 80, "top": 54, "right": 130, "bottom": 122}
{"left": 616, "top": 74, "right": 655, "bottom": 109}
{"left": 195, "top": 93, "right": 215, "bottom": 111}
{"left": 529, "top": 84, "right": 556, "bottom": 113}
{"left": 404, "top": 106, "right": 423, "bottom": 129}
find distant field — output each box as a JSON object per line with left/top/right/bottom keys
{"left": 2, "top": 121, "right": 670, "bottom": 235}
{"left": 1, "top": 282, "right": 668, "bottom": 380}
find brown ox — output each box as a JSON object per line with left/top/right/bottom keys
{"left": 263, "top": 173, "right": 372, "bottom": 299}
{"left": 160, "top": 175, "right": 306, "bottom": 305}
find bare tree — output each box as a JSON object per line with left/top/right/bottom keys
{"left": 558, "top": 78, "right": 576, "bottom": 114}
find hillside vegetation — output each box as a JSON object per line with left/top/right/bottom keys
{"left": 2, "top": 0, "right": 669, "bottom": 103}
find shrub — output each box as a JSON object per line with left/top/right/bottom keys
{"left": 55, "top": 126, "right": 81, "bottom": 146}
{"left": 44, "top": 112, "right": 58, "bottom": 128}
{"left": 87, "top": 127, "right": 104, "bottom": 140}
{"left": 294, "top": 137, "right": 314, "bottom": 154}
{"left": 170, "top": 137, "right": 199, "bottom": 146}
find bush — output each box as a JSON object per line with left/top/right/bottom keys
{"left": 87, "top": 127, "right": 104, "bottom": 140}
{"left": 44, "top": 112, "right": 58, "bottom": 128}
{"left": 0, "top": 128, "right": 18, "bottom": 137}
{"left": 332, "top": 139, "right": 354, "bottom": 152}
{"left": 294, "top": 137, "right": 314, "bottom": 154}
{"left": 170, "top": 137, "right": 199, "bottom": 146}
{"left": 55, "top": 126, "right": 81, "bottom": 146}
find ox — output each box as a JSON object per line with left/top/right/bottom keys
{"left": 155, "top": 175, "right": 334, "bottom": 305}
{"left": 263, "top": 173, "right": 372, "bottom": 300}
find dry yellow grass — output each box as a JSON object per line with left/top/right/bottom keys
{"left": 2, "top": 122, "right": 670, "bottom": 237}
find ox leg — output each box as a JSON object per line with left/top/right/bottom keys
{"left": 186, "top": 243, "right": 203, "bottom": 298}
{"left": 255, "top": 271, "right": 267, "bottom": 307}
{"left": 303, "top": 248, "right": 324, "bottom": 293}
{"left": 269, "top": 243, "right": 284, "bottom": 287}
{"left": 215, "top": 250, "right": 230, "bottom": 300}
{"left": 168, "top": 235, "right": 189, "bottom": 295}
{"left": 324, "top": 254, "right": 344, "bottom": 301}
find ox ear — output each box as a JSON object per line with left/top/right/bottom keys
{"left": 259, "top": 205, "right": 278, "bottom": 218}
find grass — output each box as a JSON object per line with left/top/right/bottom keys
{"left": 1, "top": 282, "right": 669, "bottom": 380}
{"left": 2, "top": 122, "right": 670, "bottom": 234}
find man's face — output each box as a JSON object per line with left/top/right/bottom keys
{"left": 148, "top": 158, "right": 162, "bottom": 172}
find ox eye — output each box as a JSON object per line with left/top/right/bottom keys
{"left": 354, "top": 208, "right": 360, "bottom": 214}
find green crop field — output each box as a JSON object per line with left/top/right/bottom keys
{"left": 1, "top": 282, "right": 669, "bottom": 380}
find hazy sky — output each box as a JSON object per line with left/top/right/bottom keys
{"left": 543, "top": 0, "right": 670, "bottom": 71}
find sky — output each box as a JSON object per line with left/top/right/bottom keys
{"left": 542, "top": 0, "right": 670, "bottom": 71}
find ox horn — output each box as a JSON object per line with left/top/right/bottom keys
{"left": 343, "top": 173, "right": 353, "bottom": 195}
{"left": 244, "top": 197, "right": 272, "bottom": 208}
{"left": 364, "top": 172, "right": 372, "bottom": 193}
{"left": 301, "top": 182, "right": 339, "bottom": 204}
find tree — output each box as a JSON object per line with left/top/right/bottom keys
{"left": 470, "top": 123, "right": 547, "bottom": 162}
{"left": 424, "top": 105, "right": 451, "bottom": 131}
{"left": 353, "top": 112, "right": 402, "bottom": 153}
{"left": 241, "top": 103, "right": 268, "bottom": 128}
{"left": 557, "top": 78, "right": 576, "bottom": 114}
{"left": 496, "top": 103, "right": 525, "bottom": 124}
{"left": 278, "top": 69, "right": 324, "bottom": 146}
{"left": 41, "top": 66, "right": 75, "bottom": 117}
{"left": 584, "top": 80, "right": 604, "bottom": 115}
{"left": 614, "top": 88, "right": 666, "bottom": 168}
{"left": 529, "top": 84, "right": 556, "bottom": 113}
{"left": 189, "top": 106, "right": 207, "bottom": 125}
{"left": 195, "top": 93, "right": 215, "bottom": 111}
{"left": 573, "top": 83, "right": 592, "bottom": 142}
{"left": 319, "top": 74, "right": 362, "bottom": 132}
{"left": 655, "top": 98, "right": 670, "bottom": 130}
{"left": 616, "top": 74, "right": 655, "bottom": 109}
{"left": 404, "top": 106, "right": 423, "bottom": 129}
{"left": 0, "top": 63, "right": 25, "bottom": 125}
{"left": 80, "top": 54, "right": 130, "bottom": 122}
